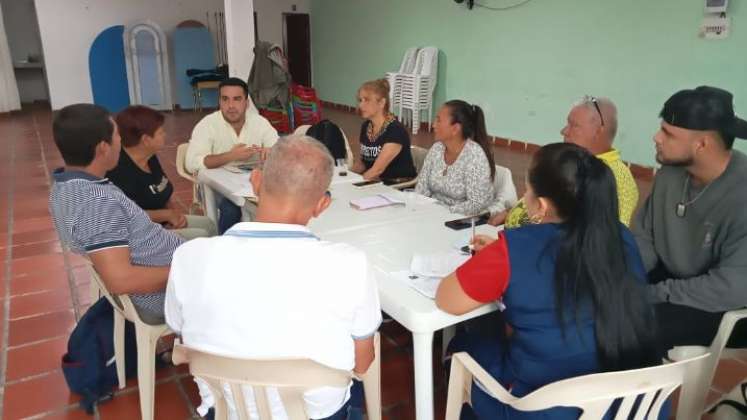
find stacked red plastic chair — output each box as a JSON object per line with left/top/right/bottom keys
{"left": 259, "top": 107, "right": 291, "bottom": 134}
{"left": 291, "top": 84, "right": 322, "bottom": 128}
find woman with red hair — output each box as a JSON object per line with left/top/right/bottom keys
{"left": 107, "top": 105, "right": 216, "bottom": 239}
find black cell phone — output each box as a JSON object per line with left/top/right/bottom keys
{"left": 382, "top": 177, "right": 415, "bottom": 186}
{"left": 444, "top": 213, "right": 490, "bottom": 230}
{"left": 352, "top": 180, "right": 382, "bottom": 187}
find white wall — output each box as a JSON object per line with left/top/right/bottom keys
{"left": 34, "top": 0, "right": 224, "bottom": 110}
{"left": 254, "top": 0, "right": 310, "bottom": 48}
{"left": 224, "top": 0, "right": 255, "bottom": 81}
{"left": 2, "top": 0, "right": 47, "bottom": 102}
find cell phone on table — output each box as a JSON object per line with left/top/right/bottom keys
{"left": 382, "top": 177, "right": 415, "bottom": 186}
{"left": 352, "top": 180, "right": 381, "bottom": 187}
{"left": 444, "top": 213, "right": 490, "bottom": 230}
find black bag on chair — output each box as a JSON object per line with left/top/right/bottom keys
{"left": 306, "top": 119, "right": 347, "bottom": 161}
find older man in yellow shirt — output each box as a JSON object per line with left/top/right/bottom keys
{"left": 491, "top": 96, "right": 639, "bottom": 227}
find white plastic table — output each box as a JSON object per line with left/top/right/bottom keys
{"left": 197, "top": 167, "right": 364, "bottom": 223}
{"left": 197, "top": 171, "right": 500, "bottom": 420}
{"left": 323, "top": 218, "right": 499, "bottom": 420}
{"left": 309, "top": 184, "right": 447, "bottom": 235}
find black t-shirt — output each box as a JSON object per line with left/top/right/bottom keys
{"left": 358, "top": 118, "right": 416, "bottom": 180}
{"left": 106, "top": 150, "right": 174, "bottom": 210}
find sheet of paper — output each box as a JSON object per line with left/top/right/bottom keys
{"left": 410, "top": 251, "right": 470, "bottom": 278}
{"left": 391, "top": 269, "right": 507, "bottom": 309}
{"left": 391, "top": 270, "right": 441, "bottom": 299}
{"left": 350, "top": 194, "right": 405, "bottom": 210}
{"left": 216, "top": 169, "right": 255, "bottom": 197}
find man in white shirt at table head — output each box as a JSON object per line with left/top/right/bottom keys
{"left": 185, "top": 77, "right": 279, "bottom": 233}
{"left": 166, "top": 135, "right": 382, "bottom": 420}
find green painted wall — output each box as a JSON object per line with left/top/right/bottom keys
{"left": 310, "top": 0, "right": 747, "bottom": 166}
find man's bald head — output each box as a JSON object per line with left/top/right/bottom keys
{"left": 260, "top": 135, "right": 334, "bottom": 207}
{"left": 561, "top": 96, "right": 618, "bottom": 155}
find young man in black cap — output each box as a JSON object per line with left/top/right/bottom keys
{"left": 634, "top": 86, "right": 747, "bottom": 350}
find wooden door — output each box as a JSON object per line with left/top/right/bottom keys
{"left": 283, "top": 13, "right": 311, "bottom": 87}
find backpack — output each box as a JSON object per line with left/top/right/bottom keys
{"left": 61, "top": 297, "right": 138, "bottom": 414}
{"left": 306, "top": 119, "right": 347, "bottom": 161}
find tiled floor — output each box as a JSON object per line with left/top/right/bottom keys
{"left": 0, "top": 103, "right": 744, "bottom": 419}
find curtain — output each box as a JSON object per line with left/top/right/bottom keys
{"left": 0, "top": 2, "right": 20, "bottom": 113}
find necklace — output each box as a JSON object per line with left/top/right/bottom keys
{"left": 367, "top": 114, "right": 395, "bottom": 143}
{"left": 442, "top": 142, "right": 466, "bottom": 176}
{"left": 676, "top": 175, "right": 713, "bottom": 217}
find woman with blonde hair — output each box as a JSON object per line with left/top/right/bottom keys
{"left": 352, "top": 79, "right": 416, "bottom": 181}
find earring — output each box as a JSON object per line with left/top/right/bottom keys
{"left": 528, "top": 212, "right": 544, "bottom": 225}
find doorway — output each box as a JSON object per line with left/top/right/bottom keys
{"left": 282, "top": 13, "right": 311, "bottom": 87}
{"left": 1, "top": 0, "right": 48, "bottom": 105}
{"left": 124, "top": 21, "right": 172, "bottom": 110}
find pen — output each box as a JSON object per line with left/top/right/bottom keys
{"left": 470, "top": 216, "right": 476, "bottom": 255}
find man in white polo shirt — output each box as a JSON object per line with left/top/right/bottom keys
{"left": 166, "top": 135, "right": 381, "bottom": 420}
{"left": 185, "top": 77, "right": 279, "bottom": 233}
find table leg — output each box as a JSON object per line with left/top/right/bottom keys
{"left": 413, "top": 331, "right": 435, "bottom": 420}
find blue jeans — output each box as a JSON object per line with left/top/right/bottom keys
{"left": 203, "top": 380, "right": 364, "bottom": 420}
{"left": 218, "top": 197, "right": 242, "bottom": 234}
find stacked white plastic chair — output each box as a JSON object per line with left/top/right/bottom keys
{"left": 397, "top": 47, "right": 439, "bottom": 135}
{"left": 386, "top": 47, "right": 419, "bottom": 118}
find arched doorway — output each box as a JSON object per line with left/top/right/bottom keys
{"left": 124, "top": 21, "right": 172, "bottom": 110}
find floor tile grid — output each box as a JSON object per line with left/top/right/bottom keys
{"left": 0, "top": 107, "right": 203, "bottom": 420}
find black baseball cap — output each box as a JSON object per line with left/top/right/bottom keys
{"left": 660, "top": 86, "right": 747, "bottom": 139}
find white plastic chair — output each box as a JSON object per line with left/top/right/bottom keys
{"left": 176, "top": 142, "right": 204, "bottom": 214}
{"left": 397, "top": 47, "right": 439, "bottom": 135}
{"left": 172, "top": 333, "right": 382, "bottom": 420}
{"left": 387, "top": 47, "right": 420, "bottom": 115}
{"left": 492, "top": 165, "right": 518, "bottom": 213}
{"left": 88, "top": 267, "right": 172, "bottom": 420}
{"left": 667, "top": 308, "right": 747, "bottom": 418}
{"left": 411, "top": 145, "right": 428, "bottom": 174}
{"left": 388, "top": 145, "right": 429, "bottom": 190}
{"left": 445, "top": 351, "right": 709, "bottom": 419}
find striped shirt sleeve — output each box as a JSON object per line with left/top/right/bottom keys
{"left": 455, "top": 233, "right": 511, "bottom": 303}
{"left": 72, "top": 196, "right": 130, "bottom": 252}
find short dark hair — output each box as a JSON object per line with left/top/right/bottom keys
{"left": 53, "top": 104, "right": 114, "bottom": 166}
{"left": 219, "top": 77, "right": 249, "bottom": 98}
{"left": 116, "top": 105, "right": 165, "bottom": 147}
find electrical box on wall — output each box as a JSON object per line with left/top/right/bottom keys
{"left": 700, "top": 14, "right": 730, "bottom": 39}
{"left": 700, "top": 0, "right": 730, "bottom": 39}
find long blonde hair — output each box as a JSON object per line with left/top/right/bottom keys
{"left": 358, "top": 79, "right": 390, "bottom": 114}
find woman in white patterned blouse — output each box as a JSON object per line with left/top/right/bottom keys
{"left": 415, "top": 100, "right": 496, "bottom": 215}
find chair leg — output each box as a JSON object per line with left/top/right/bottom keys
{"left": 113, "top": 311, "right": 126, "bottom": 389}
{"left": 89, "top": 281, "right": 101, "bottom": 304}
{"left": 362, "top": 333, "right": 382, "bottom": 420}
{"left": 445, "top": 355, "right": 469, "bottom": 420}
{"left": 134, "top": 325, "right": 160, "bottom": 420}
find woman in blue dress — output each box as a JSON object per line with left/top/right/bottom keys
{"left": 436, "top": 142, "right": 662, "bottom": 419}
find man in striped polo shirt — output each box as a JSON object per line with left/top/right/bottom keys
{"left": 49, "top": 104, "right": 184, "bottom": 323}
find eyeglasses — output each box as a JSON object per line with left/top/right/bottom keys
{"left": 584, "top": 95, "right": 605, "bottom": 126}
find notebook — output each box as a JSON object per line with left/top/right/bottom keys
{"left": 349, "top": 194, "right": 405, "bottom": 210}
